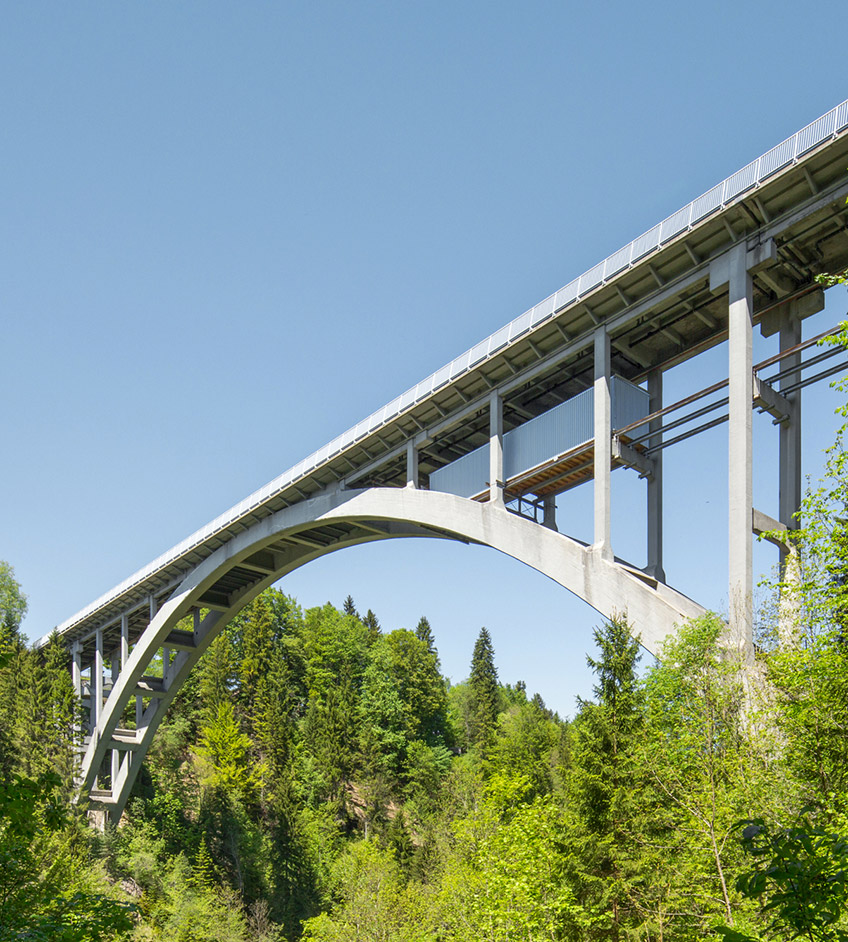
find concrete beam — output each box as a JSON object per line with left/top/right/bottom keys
{"left": 753, "top": 376, "right": 792, "bottom": 423}
{"left": 752, "top": 507, "right": 788, "bottom": 546}
{"left": 612, "top": 437, "right": 654, "bottom": 479}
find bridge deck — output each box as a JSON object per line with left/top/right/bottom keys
{"left": 41, "top": 100, "right": 848, "bottom": 653}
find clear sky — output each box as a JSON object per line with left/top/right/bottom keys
{"left": 3, "top": 2, "right": 847, "bottom": 716}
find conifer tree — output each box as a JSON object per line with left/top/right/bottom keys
{"left": 343, "top": 595, "right": 358, "bottom": 618}
{"left": 0, "top": 560, "right": 27, "bottom": 651}
{"left": 414, "top": 616, "right": 441, "bottom": 670}
{"left": 567, "top": 616, "right": 644, "bottom": 939}
{"left": 0, "top": 563, "right": 26, "bottom": 774}
{"left": 362, "top": 609, "right": 381, "bottom": 642}
{"left": 468, "top": 627, "right": 499, "bottom": 748}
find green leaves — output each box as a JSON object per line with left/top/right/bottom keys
{"left": 716, "top": 815, "right": 848, "bottom": 941}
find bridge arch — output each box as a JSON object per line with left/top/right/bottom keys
{"left": 80, "top": 486, "right": 703, "bottom": 823}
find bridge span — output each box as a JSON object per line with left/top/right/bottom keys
{"left": 39, "top": 100, "right": 848, "bottom": 823}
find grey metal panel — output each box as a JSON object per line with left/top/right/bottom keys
{"left": 611, "top": 375, "right": 650, "bottom": 430}
{"left": 605, "top": 244, "right": 632, "bottom": 278}
{"left": 579, "top": 261, "right": 606, "bottom": 295}
{"left": 690, "top": 183, "right": 725, "bottom": 223}
{"left": 398, "top": 386, "right": 418, "bottom": 411}
{"left": 554, "top": 279, "right": 579, "bottom": 310}
{"left": 796, "top": 110, "right": 836, "bottom": 156}
{"left": 631, "top": 223, "right": 661, "bottom": 261}
{"left": 429, "top": 444, "right": 488, "bottom": 498}
{"left": 488, "top": 324, "right": 511, "bottom": 354}
{"left": 508, "top": 310, "right": 532, "bottom": 340}
{"left": 724, "top": 159, "right": 760, "bottom": 201}
{"left": 759, "top": 137, "right": 796, "bottom": 179}
{"left": 530, "top": 293, "right": 556, "bottom": 327}
{"left": 383, "top": 396, "right": 402, "bottom": 421}
{"left": 416, "top": 376, "right": 435, "bottom": 401}
{"left": 449, "top": 352, "right": 470, "bottom": 379}
{"left": 839, "top": 101, "right": 848, "bottom": 132}
{"left": 468, "top": 338, "right": 490, "bottom": 367}
{"left": 660, "top": 204, "right": 692, "bottom": 244}
{"left": 504, "top": 388, "right": 593, "bottom": 478}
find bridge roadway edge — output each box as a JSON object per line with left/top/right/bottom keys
{"left": 80, "top": 485, "right": 705, "bottom": 823}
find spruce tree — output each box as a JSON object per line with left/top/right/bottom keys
{"left": 343, "top": 595, "right": 359, "bottom": 618}
{"left": 362, "top": 609, "right": 381, "bottom": 642}
{"left": 567, "top": 616, "right": 644, "bottom": 939}
{"left": 414, "top": 616, "right": 441, "bottom": 669}
{"left": 468, "top": 627, "right": 499, "bottom": 748}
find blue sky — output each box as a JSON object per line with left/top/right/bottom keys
{"left": 2, "top": 2, "right": 847, "bottom": 716}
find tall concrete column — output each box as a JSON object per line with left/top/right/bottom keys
{"left": 543, "top": 494, "right": 557, "bottom": 531}
{"left": 593, "top": 326, "right": 612, "bottom": 558}
{"left": 94, "top": 628, "right": 104, "bottom": 728}
{"left": 406, "top": 440, "right": 418, "bottom": 489}
{"left": 727, "top": 244, "right": 754, "bottom": 659}
{"left": 646, "top": 369, "right": 665, "bottom": 581}
{"left": 120, "top": 614, "right": 129, "bottom": 668}
{"left": 778, "top": 304, "right": 803, "bottom": 643}
{"left": 71, "top": 642, "right": 82, "bottom": 698}
{"left": 489, "top": 390, "right": 505, "bottom": 507}
{"left": 779, "top": 307, "right": 802, "bottom": 538}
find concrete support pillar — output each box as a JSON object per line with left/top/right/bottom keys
{"left": 779, "top": 307, "right": 802, "bottom": 537}
{"left": 110, "top": 646, "right": 121, "bottom": 690}
{"left": 120, "top": 614, "right": 129, "bottom": 669}
{"left": 71, "top": 642, "right": 82, "bottom": 698}
{"left": 778, "top": 304, "right": 803, "bottom": 644}
{"left": 71, "top": 642, "right": 83, "bottom": 745}
{"left": 489, "top": 390, "right": 505, "bottom": 507}
{"left": 543, "top": 495, "right": 557, "bottom": 531}
{"left": 727, "top": 244, "right": 754, "bottom": 660}
{"left": 646, "top": 369, "right": 665, "bottom": 581}
{"left": 94, "top": 629, "right": 104, "bottom": 727}
{"left": 406, "top": 440, "right": 418, "bottom": 489}
{"left": 593, "top": 326, "right": 612, "bottom": 558}
{"left": 111, "top": 748, "right": 120, "bottom": 787}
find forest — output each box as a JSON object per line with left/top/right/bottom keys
{"left": 4, "top": 340, "right": 848, "bottom": 940}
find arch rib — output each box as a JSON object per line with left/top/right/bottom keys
{"left": 80, "top": 486, "right": 704, "bottom": 823}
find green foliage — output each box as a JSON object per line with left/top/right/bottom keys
{"left": 0, "top": 559, "right": 27, "bottom": 651}
{"left": 0, "top": 772, "right": 135, "bottom": 941}
{"left": 468, "top": 626, "right": 499, "bottom": 748}
{"left": 195, "top": 699, "right": 265, "bottom": 798}
{"left": 715, "top": 816, "right": 848, "bottom": 941}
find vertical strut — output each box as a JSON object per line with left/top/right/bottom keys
{"left": 727, "top": 243, "right": 754, "bottom": 660}
{"left": 646, "top": 368, "right": 665, "bottom": 581}
{"left": 593, "top": 326, "right": 612, "bottom": 558}
{"left": 489, "top": 390, "right": 504, "bottom": 507}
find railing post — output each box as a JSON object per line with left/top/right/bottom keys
{"left": 593, "top": 326, "right": 612, "bottom": 558}
{"left": 489, "top": 390, "right": 504, "bottom": 507}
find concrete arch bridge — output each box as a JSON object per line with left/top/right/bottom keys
{"left": 39, "top": 99, "right": 848, "bottom": 824}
